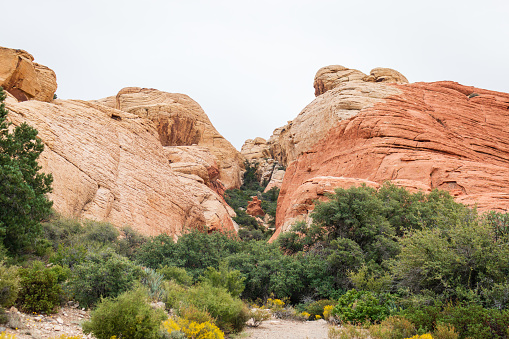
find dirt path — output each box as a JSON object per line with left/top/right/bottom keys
{"left": 242, "top": 319, "right": 330, "bottom": 339}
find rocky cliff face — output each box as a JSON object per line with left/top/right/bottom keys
{"left": 2, "top": 47, "right": 241, "bottom": 237}
{"left": 268, "top": 66, "right": 509, "bottom": 239}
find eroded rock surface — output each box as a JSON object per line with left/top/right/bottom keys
{"left": 5, "top": 91, "right": 237, "bottom": 236}
{"left": 0, "top": 47, "right": 57, "bottom": 102}
{"left": 95, "top": 87, "right": 244, "bottom": 190}
{"left": 271, "top": 78, "right": 509, "bottom": 239}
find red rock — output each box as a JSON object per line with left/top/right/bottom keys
{"left": 247, "top": 196, "right": 265, "bottom": 217}
{"left": 272, "top": 80, "right": 509, "bottom": 240}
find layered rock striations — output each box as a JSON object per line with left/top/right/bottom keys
{"left": 94, "top": 87, "right": 244, "bottom": 190}
{"left": 1, "top": 47, "right": 240, "bottom": 236}
{"left": 269, "top": 66, "right": 509, "bottom": 239}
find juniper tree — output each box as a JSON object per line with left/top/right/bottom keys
{"left": 0, "top": 87, "right": 53, "bottom": 254}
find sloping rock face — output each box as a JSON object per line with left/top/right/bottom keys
{"left": 270, "top": 67, "right": 509, "bottom": 240}
{"left": 94, "top": 87, "right": 244, "bottom": 190}
{"left": 5, "top": 97, "right": 238, "bottom": 236}
{"left": 0, "top": 47, "right": 57, "bottom": 102}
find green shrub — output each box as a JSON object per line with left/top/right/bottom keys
{"left": 82, "top": 287, "right": 166, "bottom": 339}
{"left": 114, "top": 226, "right": 147, "bottom": 259}
{"left": 177, "top": 304, "right": 215, "bottom": 324}
{"left": 332, "top": 289, "right": 396, "bottom": 324}
{"left": 158, "top": 266, "right": 193, "bottom": 286}
{"left": 17, "top": 261, "right": 68, "bottom": 313}
{"left": 140, "top": 267, "right": 166, "bottom": 301}
{"left": 49, "top": 243, "right": 87, "bottom": 269}
{"left": 199, "top": 262, "right": 245, "bottom": 298}
{"left": 184, "top": 284, "right": 249, "bottom": 333}
{"left": 66, "top": 248, "right": 143, "bottom": 308}
{"left": 0, "top": 262, "right": 19, "bottom": 308}
{"left": 369, "top": 316, "right": 416, "bottom": 339}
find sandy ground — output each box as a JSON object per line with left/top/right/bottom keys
{"left": 242, "top": 319, "right": 330, "bottom": 339}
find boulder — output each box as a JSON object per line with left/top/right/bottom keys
{"left": 0, "top": 47, "right": 57, "bottom": 102}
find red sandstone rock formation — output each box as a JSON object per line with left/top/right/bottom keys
{"left": 247, "top": 196, "right": 265, "bottom": 217}
{"left": 270, "top": 67, "right": 509, "bottom": 240}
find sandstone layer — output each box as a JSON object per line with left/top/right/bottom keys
{"left": 5, "top": 97, "right": 237, "bottom": 236}
{"left": 0, "top": 47, "right": 57, "bottom": 102}
{"left": 270, "top": 67, "right": 509, "bottom": 240}
{"left": 95, "top": 87, "right": 244, "bottom": 190}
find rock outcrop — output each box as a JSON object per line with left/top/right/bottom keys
{"left": 247, "top": 196, "right": 265, "bottom": 217}
{"left": 94, "top": 87, "right": 244, "bottom": 190}
{"left": 241, "top": 137, "right": 286, "bottom": 191}
{"left": 0, "top": 47, "right": 57, "bottom": 102}
{"left": 269, "top": 66, "right": 509, "bottom": 240}
{"left": 5, "top": 96, "right": 238, "bottom": 236}
{"left": 1, "top": 46, "right": 242, "bottom": 237}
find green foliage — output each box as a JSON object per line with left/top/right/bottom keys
{"left": 0, "top": 87, "right": 53, "bottom": 254}
{"left": 392, "top": 211, "right": 509, "bottom": 302}
{"left": 199, "top": 262, "right": 245, "bottom": 298}
{"left": 134, "top": 230, "right": 241, "bottom": 279}
{"left": 140, "top": 267, "right": 166, "bottom": 301}
{"left": 82, "top": 287, "right": 166, "bottom": 339}
{"left": 182, "top": 284, "right": 249, "bottom": 333}
{"left": 369, "top": 316, "right": 416, "bottom": 339}
{"left": 158, "top": 266, "right": 193, "bottom": 286}
{"left": 17, "top": 261, "right": 68, "bottom": 313}
{"left": 332, "top": 289, "right": 397, "bottom": 324}
{"left": 114, "top": 226, "right": 147, "bottom": 259}
{"left": 348, "top": 265, "right": 392, "bottom": 294}
{"left": 66, "top": 248, "right": 143, "bottom": 308}
{"left": 0, "top": 262, "right": 19, "bottom": 308}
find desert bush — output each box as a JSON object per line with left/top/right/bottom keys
{"left": 114, "top": 226, "right": 147, "bottom": 259}
{"left": 49, "top": 243, "right": 87, "bottom": 269}
{"left": 66, "top": 247, "right": 143, "bottom": 308}
{"left": 0, "top": 263, "right": 19, "bottom": 308}
{"left": 82, "top": 287, "right": 166, "bottom": 339}
{"left": 332, "top": 289, "right": 396, "bottom": 324}
{"left": 369, "top": 316, "right": 416, "bottom": 339}
{"left": 140, "top": 267, "right": 166, "bottom": 301}
{"left": 162, "top": 317, "right": 224, "bottom": 339}
{"left": 17, "top": 261, "right": 68, "bottom": 313}
{"left": 247, "top": 306, "right": 271, "bottom": 327}
{"left": 392, "top": 212, "right": 509, "bottom": 302}
{"left": 184, "top": 284, "right": 249, "bottom": 333}
{"left": 328, "top": 324, "right": 369, "bottom": 339}
{"left": 158, "top": 266, "right": 193, "bottom": 286}
{"left": 199, "top": 262, "right": 245, "bottom": 297}
{"left": 433, "top": 323, "right": 459, "bottom": 339}
{"left": 177, "top": 304, "right": 215, "bottom": 324}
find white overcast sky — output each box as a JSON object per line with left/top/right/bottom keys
{"left": 3, "top": 0, "right": 508, "bottom": 150}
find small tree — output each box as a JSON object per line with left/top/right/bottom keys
{"left": 0, "top": 87, "right": 53, "bottom": 254}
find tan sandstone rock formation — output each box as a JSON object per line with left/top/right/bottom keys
{"left": 5, "top": 97, "right": 237, "bottom": 236}
{"left": 270, "top": 67, "right": 509, "bottom": 240}
{"left": 94, "top": 87, "right": 244, "bottom": 190}
{"left": 0, "top": 47, "right": 57, "bottom": 102}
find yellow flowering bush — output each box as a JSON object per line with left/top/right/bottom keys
{"left": 49, "top": 335, "right": 85, "bottom": 339}
{"left": 266, "top": 298, "right": 285, "bottom": 311}
{"left": 315, "top": 315, "right": 322, "bottom": 320}
{"left": 162, "top": 317, "right": 225, "bottom": 339}
{"left": 405, "top": 334, "right": 433, "bottom": 339}
{"left": 323, "top": 305, "right": 334, "bottom": 320}
{"left": 0, "top": 332, "right": 16, "bottom": 339}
